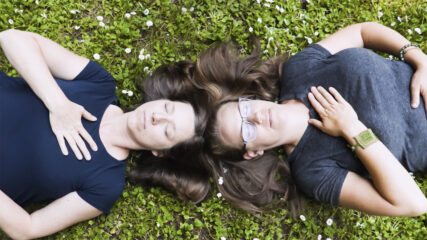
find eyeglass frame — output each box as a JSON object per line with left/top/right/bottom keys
{"left": 238, "top": 96, "right": 257, "bottom": 151}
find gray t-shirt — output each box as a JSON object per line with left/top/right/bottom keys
{"left": 279, "top": 44, "right": 427, "bottom": 206}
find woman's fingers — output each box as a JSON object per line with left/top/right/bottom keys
{"left": 310, "top": 86, "right": 330, "bottom": 107}
{"left": 72, "top": 131, "right": 91, "bottom": 160}
{"left": 79, "top": 127, "right": 98, "bottom": 152}
{"left": 410, "top": 78, "right": 421, "bottom": 108}
{"left": 82, "top": 109, "right": 97, "bottom": 122}
{"left": 328, "top": 87, "right": 345, "bottom": 103}
{"left": 308, "top": 118, "right": 323, "bottom": 129}
{"left": 308, "top": 92, "right": 325, "bottom": 114}
{"left": 63, "top": 133, "right": 83, "bottom": 160}
{"left": 55, "top": 134, "right": 68, "bottom": 156}
{"left": 317, "top": 86, "right": 337, "bottom": 104}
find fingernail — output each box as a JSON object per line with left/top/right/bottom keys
{"left": 411, "top": 103, "right": 417, "bottom": 108}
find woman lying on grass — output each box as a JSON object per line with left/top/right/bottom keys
{"left": 0, "top": 29, "right": 207, "bottom": 239}
{"left": 205, "top": 22, "right": 427, "bottom": 217}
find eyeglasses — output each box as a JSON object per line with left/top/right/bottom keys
{"left": 238, "top": 96, "right": 257, "bottom": 150}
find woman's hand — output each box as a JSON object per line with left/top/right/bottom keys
{"left": 307, "top": 86, "right": 361, "bottom": 137}
{"left": 49, "top": 99, "right": 98, "bottom": 160}
{"left": 410, "top": 65, "right": 427, "bottom": 116}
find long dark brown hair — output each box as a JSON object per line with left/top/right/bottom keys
{"left": 128, "top": 62, "right": 211, "bottom": 203}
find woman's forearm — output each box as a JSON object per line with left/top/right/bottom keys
{"left": 0, "top": 29, "right": 68, "bottom": 111}
{"left": 342, "top": 121, "right": 427, "bottom": 215}
{"left": 360, "top": 22, "right": 427, "bottom": 69}
{"left": 0, "top": 190, "right": 32, "bottom": 240}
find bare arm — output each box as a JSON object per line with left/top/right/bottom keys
{"left": 0, "top": 190, "right": 101, "bottom": 239}
{"left": 308, "top": 86, "right": 427, "bottom": 216}
{"left": 317, "top": 22, "right": 427, "bottom": 112}
{"left": 0, "top": 29, "right": 98, "bottom": 160}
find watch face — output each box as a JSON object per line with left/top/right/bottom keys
{"left": 357, "top": 129, "right": 378, "bottom": 149}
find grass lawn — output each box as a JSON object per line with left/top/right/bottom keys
{"left": 0, "top": 0, "right": 426, "bottom": 239}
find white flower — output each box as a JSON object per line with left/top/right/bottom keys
{"left": 121, "top": 89, "right": 127, "bottom": 94}
{"left": 299, "top": 215, "right": 306, "bottom": 221}
{"left": 378, "top": 11, "right": 383, "bottom": 18}
{"left": 249, "top": 27, "right": 253, "bottom": 32}
{"left": 314, "top": 31, "right": 319, "bottom": 36}
{"left": 74, "top": 26, "right": 80, "bottom": 30}
{"left": 218, "top": 177, "right": 224, "bottom": 185}
{"left": 8, "top": 19, "right": 14, "bottom": 24}
{"left": 182, "top": 7, "right": 187, "bottom": 12}
{"left": 388, "top": 55, "right": 393, "bottom": 60}
{"left": 405, "top": 15, "right": 408, "bottom": 22}
{"left": 280, "top": 7, "right": 284, "bottom": 13}
{"left": 326, "top": 218, "right": 333, "bottom": 226}
{"left": 146, "top": 20, "right": 153, "bottom": 27}
{"left": 125, "top": 13, "right": 131, "bottom": 18}
{"left": 125, "top": 48, "right": 132, "bottom": 53}
{"left": 127, "top": 90, "right": 133, "bottom": 96}
{"left": 266, "top": 0, "right": 274, "bottom": 3}
{"left": 256, "top": 0, "right": 260, "bottom": 4}
{"left": 97, "top": 16, "right": 103, "bottom": 21}
{"left": 284, "top": 19, "right": 289, "bottom": 25}
{"left": 41, "top": 13, "right": 47, "bottom": 18}
{"left": 318, "top": 235, "right": 322, "bottom": 240}
{"left": 253, "top": 238, "right": 259, "bottom": 240}
{"left": 99, "top": 22, "right": 105, "bottom": 27}
{"left": 414, "top": 28, "right": 422, "bottom": 34}
{"left": 304, "top": 36, "right": 313, "bottom": 44}
{"left": 93, "top": 53, "right": 100, "bottom": 60}
{"left": 190, "top": 7, "right": 194, "bottom": 12}
{"left": 223, "top": 168, "right": 228, "bottom": 173}
{"left": 35, "top": 0, "right": 39, "bottom": 5}
{"left": 268, "top": 36, "right": 274, "bottom": 42}
{"left": 139, "top": 55, "right": 145, "bottom": 60}
{"left": 145, "top": 54, "right": 150, "bottom": 58}
{"left": 275, "top": 5, "right": 280, "bottom": 11}
{"left": 70, "top": 10, "right": 77, "bottom": 14}
{"left": 326, "top": 238, "right": 331, "bottom": 240}
{"left": 397, "top": 16, "right": 402, "bottom": 22}
{"left": 131, "top": 11, "right": 136, "bottom": 15}
{"left": 144, "top": 9, "right": 150, "bottom": 15}
{"left": 408, "top": 29, "right": 413, "bottom": 34}
{"left": 156, "top": 223, "right": 160, "bottom": 227}
{"left": 216, "top": 192, "right": 222, "bottom": 198}
{"left": 143, "top": 66, "right": 149, "bottom": 71}
{"left": 257, "top": 18, "right": 262, "bottom": 23}
{"left": 139, "top": 49, "right": 145, "bottom": 55}
{"left": 390, "top": 22, "right": 396, "bottom": 26}
{"left": 264, "top": 3, "right": 270, "bottom": 7}
{"left": 14, "top": 9, "right": 19, "bottom": 13}
{"left": 263, "top": 49, "right": 269, "bottom": 54}
{"left": 220, "top": 237, "right": 226, "bottom": 240}
{"left": 306, "top": 0, "right": 311, "bottom": 2}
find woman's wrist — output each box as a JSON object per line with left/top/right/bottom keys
{"left": 403, "top": 48, "right": 427, "bottom": 69}
{"left": 341, "top": 121, "right": 367, "bottom": 144}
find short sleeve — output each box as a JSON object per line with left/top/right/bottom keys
{"left": 280, "top": 44, "right": 332, "bottom": 102}
{"left": 293, "top": 159, "right": 348, "bottom": 206}
{"left": 77, "top": 170, "right": 125, "bottom": 214}
{"left": 73, "top": 60, "right": 115, "bottom": 84}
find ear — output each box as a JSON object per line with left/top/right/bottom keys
{"left": 151, "top": 150, "right": 164, "bottom": 157}
{"left": 243, "top": 149, "right": 264, "bottom": 160}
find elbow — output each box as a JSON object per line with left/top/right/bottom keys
{"left": 400, "top": 199, "right": 427, "bottom": 217}
{"left": 0, "top": 29, "right": 20, "bottom": 42}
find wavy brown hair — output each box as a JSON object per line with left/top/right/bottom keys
{"left": 200, "top": 41, "right": 301, "bottom": 214}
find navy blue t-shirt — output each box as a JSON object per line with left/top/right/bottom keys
{"left": 280, "top": 44, "right": 427, "bottom": 206}
{"left": 0, "top": 61, "right": 126, "bottom": 213}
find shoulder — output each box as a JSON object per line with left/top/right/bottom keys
{"left": 73, "top": 60, "right": 115, "bottom": 83}
{"left": 77, "top": 162, "right": 126, "bottom": 213}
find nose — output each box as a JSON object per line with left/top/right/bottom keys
{"left": 152, "top": 112, "right": 169, "bottom": 125}
{"left": 246, "top": 111, "right": 263, "bottom": 125}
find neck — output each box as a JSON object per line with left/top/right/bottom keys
{"left": 279, "top": 100, "right": 309, "bottom": 152}
{"left": 100, "top": 107, "right": 147, "bottom": 157}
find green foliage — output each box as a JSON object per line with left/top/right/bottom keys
{"left": 0, "top": 0, "right": 426, "bottom": 239}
